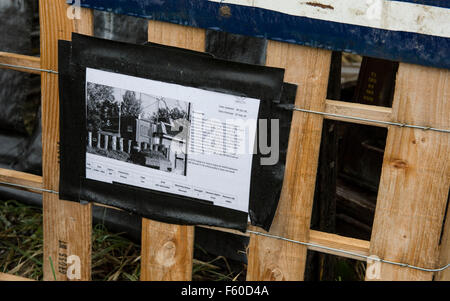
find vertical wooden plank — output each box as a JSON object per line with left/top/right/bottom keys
{"left": 247, "top": 42, "right": 332, "bottom": 280}
{"left": 367, "top": 64, "right": 450, "bottom": 281}
{"left": 140, "top": 21, "right": 205, "bottom": 281}
{"left": 40, "top": 0, "right": 93, "bottom": 281}
{"left": 148, "top": 21, "right": 205, "bottom": 51}
{"left": 141, "top": 219, "right": 195, "bottom": 281}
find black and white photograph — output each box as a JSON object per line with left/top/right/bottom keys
{"left": 86, "top": 82, "right": 191, "bottom": 176}
{"left": 83, "top": 68, "right": 259, "bottom": 213}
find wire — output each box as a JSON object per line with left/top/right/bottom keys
{"left": 0, "top": 181, "right": 58, "bottom": 194}
{"left": 2, "top": 62, "right": 448, "bottom": 134}
{"left": 0, "top": 179, "right": 448, "bottom": 273}
{"left": 278, "top": 104, "right": 450, "bottom": 134}
{"left": 0, "top": 62, "right": 58, "bottom": 74}
{"left": 1, "top": 60, "right": 448, "bottom": 274}
{"left": 246, "top": 230, "right": 450, "bottom": 273}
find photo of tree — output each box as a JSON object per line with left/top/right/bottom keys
{"left": 86, "top": 82, "right": 190, "bottom": 176}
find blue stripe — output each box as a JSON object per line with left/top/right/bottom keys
{"left": 79, "top": 0, "right": 450, "bottom": 70}
{"left": 389, "top": 0, "right": 450, "bottom": 9}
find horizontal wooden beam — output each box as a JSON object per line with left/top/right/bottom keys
{"left": 0, "top": 52, "right": 41, "bottom": 74}
{"left": 309, "top": 230, "right": 370, "bottom": 261}
{"left": 0, "top": 273, "right": 35, "bottom": 281}
{"left": 200, "top": 225, "right": 370, "bottom": 261}
{"left": 324, "top": 99, "right": 393, "bottom": 127}
{"left": 0, "top": 168, "right": 43, "bottom": 193}
{"left": 0, "top": 178, "right": 372, "bottom": 262}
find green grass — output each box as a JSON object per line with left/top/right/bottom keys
{"left": 0, "top": 199, "right": 244, "bottom": 281}
{"left": 91, "top": 223, "right": 142, "bottom": 281}
{"left": 0, "top": 200, "right": 43, "bottom": 280}
{"left": 0, "top": 199, "right": 363, "bottom": 281}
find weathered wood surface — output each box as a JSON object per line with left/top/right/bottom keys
{"left": 0, "top": 168, "right": 43, "bottom": 193}
{"left": 247, "top": 42, "right": 332, "bottom": 280}
{"left": 40, "top": 0, "right": 93, "bottom": 281}
{"left": 0, "top": 52, "right": 41, "bottom": 74}
{"left": 141, "top": 219, "right": 195, "bottom": 281}
{"left": 367, "top": 64, "right": 450, "bottom": 281}
{"left": 200, "top": 226, "right": 371, "bottom": 261}
{"left": 324, "top": 100, "right": 392, "bottom": 127}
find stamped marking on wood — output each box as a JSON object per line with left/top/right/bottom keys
{"left": 58, "top": 240, "right": 68, "bottom": 276}
{"left": 56, "top": 240, "right": 81, "bottom": 280}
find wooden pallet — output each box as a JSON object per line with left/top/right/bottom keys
{"left": 0, "top": 0, "right": 448, "bottom": 281}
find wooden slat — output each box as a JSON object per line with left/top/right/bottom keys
{"left": 200, "top": 225, "right": 370, "bottom": 261}
{"left": 0, "top": 52, "right": 41, "bottom": 74}
{"left": 148, "top": 20, "right": 205, "bottom": 52}
{"left": 0, "top": 168, "right": 43, "bottom": 193}
{"left": 40, "top": 0, "right": 93, "bottom": 281}
{"left": 0, "top": 273, "right": 35, "bottom": 281}
{"left": 140, "top": 20, "right": 205, "bottom": 281}
{"left": 309, "top": 230, "right": 370, "bottom": 261}
{"left": 367, "top": 63, "right": 450, "bottom": 281}
{"left": 141, "top": 219, "right": 194, "bottom": 281}
{"left": 437, "top": 206, "right": 450, "bottom": 281}
{"left": 324, "top": 99, "right": 392, "bottom": 127}
{"left": 247, "top": 42, "right": 332, "bottom": 280}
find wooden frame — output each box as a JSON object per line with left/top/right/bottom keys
{"left": 0, "top": 0, "right": 448, "bottom": 281}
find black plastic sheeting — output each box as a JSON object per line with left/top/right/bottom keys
{"left": 10, "top": 111, "right": 42, "bottom": 175}
{"left": 0, "top": 1, "right": 35, "bottom": 136}
{"left": 205, "top": 30, "right": 268, "bottom": 66}
{"left": 0, "top": 113, "right": 42, "bottom": 175}
{"left": 59, "top": 33, "right": 295, "bottom": 232}
{"left": 0, "top": 1, "right": 41, "bottom": 174}
{"left": 93, "top": 9, "right": 149, "bottom": 45}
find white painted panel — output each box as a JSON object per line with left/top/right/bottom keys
{"left": 209, "top": 0, "right": 450, "bottom": 38}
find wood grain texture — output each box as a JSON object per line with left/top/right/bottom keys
{"left": 0, "top": 168, "right": 43, "bottom": 193}
{"left": 141, "top": 219, "right": 194, "bottom": 281}
{"left": 200, "top": 225, "right": 370, "bottom": 261}
{"left": 140, "top": 20, "right": 205, "bottom": 281}
{"left": 43, "top": 193, "right": 92, "bottom": 281}
{"left": 367, "top": 64, "right": 450, "bottom": 281}
{"left": 247, "top": 41, "right": 332, "bottom": 280}
{"left": 148, "top": 20, "right": 205, "bottom": 52}
{"left": 325, "top": 99, "right": 393, "bottom": 127}
{"left": 0, "top": 52, "right": 41, "bottom": 74}
{"left": 309, "top": 230, "right": 370, "bottom": 261}
{"left": 40, "top": 1, "right": 93, "bottom": 281}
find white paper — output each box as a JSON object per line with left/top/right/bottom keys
{"left": 85, "top": 68, "right": 260, "bottom": 213}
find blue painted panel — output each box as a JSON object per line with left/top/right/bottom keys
{"left": 78, "top": 0, "right": 450, "bottom": 69}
